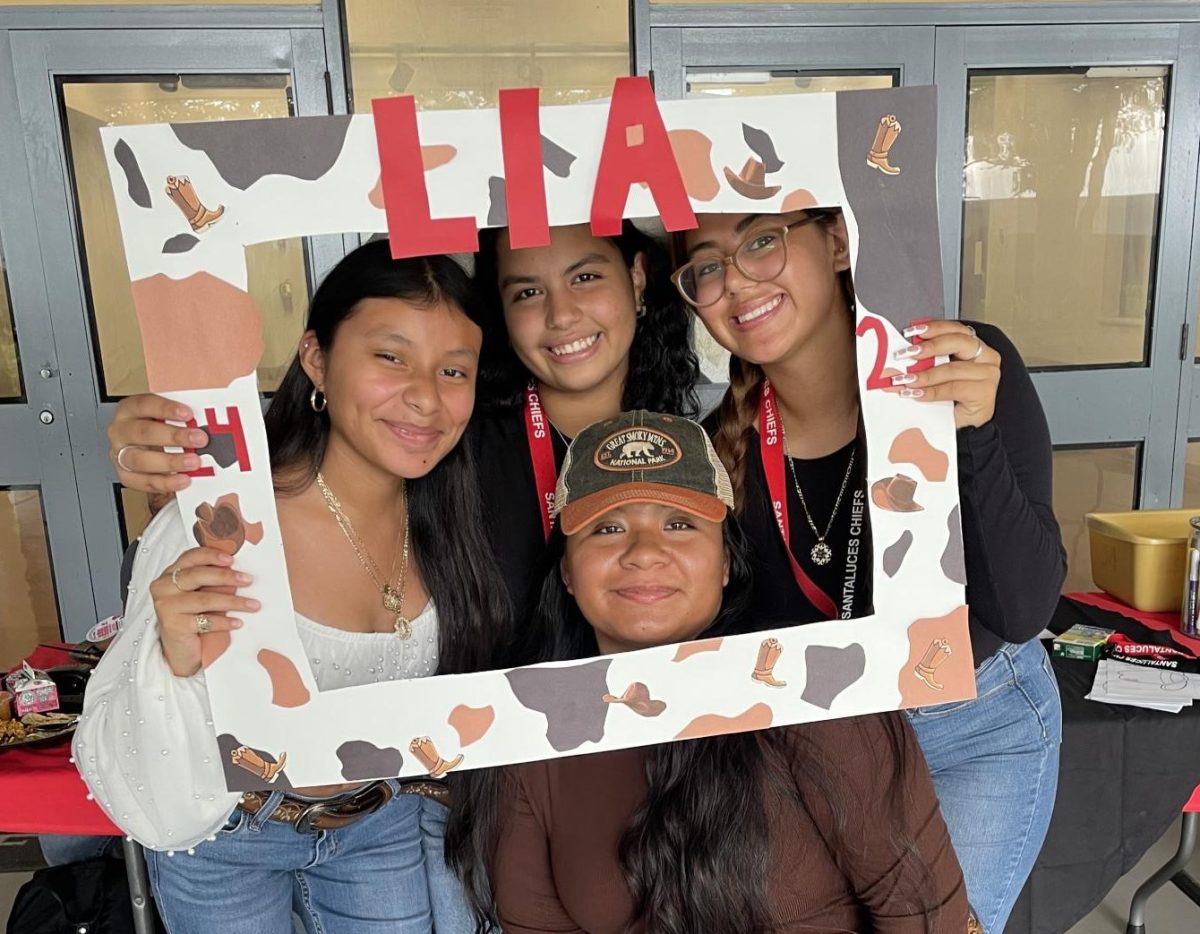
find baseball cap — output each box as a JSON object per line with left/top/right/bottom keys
{"left": 553, "top": 411, "right": 734, "bottom": 536}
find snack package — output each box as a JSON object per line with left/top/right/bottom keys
{"left": 4, "top": 662, "right": 60, "bottom": 717}
{"left": 1052, "top": 624, "right": 1115, "bottom": 662}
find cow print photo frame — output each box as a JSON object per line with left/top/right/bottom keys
{"left": 101, "top": 79, "right": 972, "bottom": 790}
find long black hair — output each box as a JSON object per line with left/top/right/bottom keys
{"left": 446, "top": 515, "right": 934, "bottom": 933}
{"left": 473, "top": 222, "right": 702, "bottom": 418}
{"left": 264, "top": 239, "right": 511, "bottom": 674}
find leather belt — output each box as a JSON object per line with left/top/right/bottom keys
{"left": 238, "top": 779, "right": 449, "bottom": 833}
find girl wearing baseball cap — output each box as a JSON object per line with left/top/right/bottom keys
{"left": 449, "top": 411, "right": 972, "bottom": 934}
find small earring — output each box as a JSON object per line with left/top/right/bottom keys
{"left": 636, "top": 298, "right": 647, "bottom": 320}
{"left": 310, "top": 387, "right": 327, "bottom": 413}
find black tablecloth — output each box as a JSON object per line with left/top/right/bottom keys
{"left": 1004, "top": 597, "right": 1200, "bottom": 934}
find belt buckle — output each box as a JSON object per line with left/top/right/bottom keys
{"left": 293, "top": 801, "right": 330, "bottom": 834}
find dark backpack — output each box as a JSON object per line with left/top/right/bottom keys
{"left": 6, "top": 856, "right": 152, "bottom": 934}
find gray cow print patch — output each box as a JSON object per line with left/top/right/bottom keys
{"left": 800, "top": 644, "right": 866, "bottom": 710}
{"left": 337, "top": 740, "right": 405, "bottom": 781}
{"left": 506, "top": 659, "right": 612, "bottom": 752}
{"left": 941, "top": 505, "right": 966, "bottom": 585}
{"left": 883, "top": 530, "right": 914, "bottom": 578}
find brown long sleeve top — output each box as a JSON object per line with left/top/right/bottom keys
{"left": 492, "top": 712, "right": 968, "bottom": 933}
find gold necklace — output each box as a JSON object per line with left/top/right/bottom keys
{"left": 315, "top": 471, "right": 413, "bottom": 639}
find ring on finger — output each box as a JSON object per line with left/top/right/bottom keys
{"left": 116, "top": 445, "right": 137, "bottom": 472}
{"left": 171, "top": 567, "right": 186, "bottom": 591}
{"left": 969, "top": 339, "right": 984, "bottom": 361}
{"left": 195, "top": 614, "right": 212, "bottom": 635}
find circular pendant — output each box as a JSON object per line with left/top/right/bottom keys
{"left": 394, "top": 615, "right": 412, "bottom": 640}
{"left": 810, "top": 541, "right": 833, "bottom": 566}
{"left": 382, "top": 586, "right": 404, "bottom": 614}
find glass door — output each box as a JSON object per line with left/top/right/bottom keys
{"left": 8, "top": 27, "right": 338, "bottom": 639}
{"left": 937, "top": 24, "right": 1199, "bottom": 590}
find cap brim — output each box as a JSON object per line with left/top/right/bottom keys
{"left": 559, "top": 482, "right": 728, "bottom": 536}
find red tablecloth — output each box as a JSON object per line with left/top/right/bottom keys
{"left": 0, "top": 644, "right": 118, "bottom": 836}
{"left": 1067, "top": 592, "right": 1200, "bottom": 814}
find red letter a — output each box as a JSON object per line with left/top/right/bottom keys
{"left": 498, "top": 88, "right": 550, "bottom": 249}
{"left": 590, "top": 76, "right": 696, "bottom": 237}
{"left": 372, "top": 95, "right": 478, "bottom": 258}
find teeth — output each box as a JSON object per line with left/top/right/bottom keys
{"left": 736, "top": 294, "right": 782, "bottom": 324}
{"left": 550, "top": 333, "right": 600, "bottom": 356}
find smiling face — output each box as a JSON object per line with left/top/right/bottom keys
{"left": 495, "top": 224, "right": 646, "bottom": 397}
{"left": 561, "top": 502, "right": 729, "bottom": 654}
{"left": 300, "top": 296, "right": 481, "bottom": 479}
{"left": 681, "top": 211, "right": 850, "bottom": 366}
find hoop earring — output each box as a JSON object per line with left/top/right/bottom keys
{"left": 636, "top": 299, "right": 647, "bottom": 320}
{"left": 310, "top": 388, "right": 327, "bottom": 413}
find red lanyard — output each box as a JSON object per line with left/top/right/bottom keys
{"left": 758, "top": 380, "right": 838, "bottom": 620}
{"left": 523, "top": 383, "right": 558, "bottom": 540}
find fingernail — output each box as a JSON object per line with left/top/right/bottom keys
{"left": 893, "top": 345, "right": 921, "bottom": 360}
{"left": 245, "top": 599, "right": 261, "bottom": 610}
{"left": 899, "top": 388, "right": 925, "bottom": 399}
{"left": 231, "top": 619, "right": 243, "bottom": 629}
{"left": 235, "top": 573, "right": 252, "bottom": 584}
{"left": 174, "top": 405, "right": 192, "bottom": 420}
{"left": 188, "top": 431, "right": 207, "bottom": 447}
{"left": 891, "top": 373, "right": 917, "bottom": 386}
{"left": 903, "top": 324, "right": 928, "bottom": 338}
{"left": 172, "top": 476, "right": 192, "bottom": 490}
{"left": 218, "top": 553, "right": 233, "bottom": 564}
{"left": 181, "top": 455, "right": 201, "bottom": 470}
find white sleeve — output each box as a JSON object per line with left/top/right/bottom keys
{"left": 73, "top": 508, "right": 242, "bottom": 852}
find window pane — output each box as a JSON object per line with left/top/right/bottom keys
{"left": 0, "top": 246, "right": 21, "bottom": 401}
{"left": 1183, "top": 441, "right": 1200, "bottom": 507}
{"left": 961, "top": 69, "right": 1166, "bottom": 368}
{"left": 61, "top": 78, "right": 310, "bottom": 399}
{"left": 345, "top": 0, "right": 629, "bottom": 112}
{"left": 687, "top": 70, "right": 895, "bottom": 99}
{"left": 1053, "top": 446, "right": 1140, "bottom": 594}
{"left": 0, "top": 489, "right": 60, "bottom": 669}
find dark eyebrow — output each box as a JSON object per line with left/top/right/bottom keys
{"left": 364, "top": 328, "right": 476, "bottom": 361}
{"left": 499, "top": 273, "right": 537, "bottom": 290}
{"left": 686, "top": 214, "right": 767, "bottom": 258}
{"left": 563, "top": 253, "right": 612, "bottom": 276}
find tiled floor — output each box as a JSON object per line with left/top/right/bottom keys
{"left": 1, "top": 821, "right": 1197, "bottom": 932}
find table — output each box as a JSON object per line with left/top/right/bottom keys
{"left": 0, "top": 644, "right": 155, "bottom": 934}
{"left": 1004, "top": 596, "right": 1200, "bottom": 934}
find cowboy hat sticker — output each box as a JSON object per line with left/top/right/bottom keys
{"left": 93, "top": 81, "right": 974, "bottom": 797}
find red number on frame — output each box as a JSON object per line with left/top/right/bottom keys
{"left": 855, "top": 315, "right": 892, "bottom": 390}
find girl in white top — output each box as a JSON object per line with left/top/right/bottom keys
{"left": 75, "top": 241, "right": 510, "bottom": 934}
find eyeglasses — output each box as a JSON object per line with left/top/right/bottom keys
{"left": 670, "top": 213, "right": 822, "bottom": 309}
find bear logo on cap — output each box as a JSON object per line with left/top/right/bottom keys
{"left": 595, "top": 428, "right": 681, "bottom": 471}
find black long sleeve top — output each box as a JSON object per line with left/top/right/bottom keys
{"left": 728, "top": 322, "right": 1066, "bottom": 667}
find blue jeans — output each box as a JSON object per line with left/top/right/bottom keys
{"left": 146, "top": 784, "right": 473, "bottom": 934}
{"left": 907, "top": 639, "right": 1061, "bottom": 934}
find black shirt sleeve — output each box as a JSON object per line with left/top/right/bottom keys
{"left": 959, "top": 322, "right": 1066, "bottom": 645}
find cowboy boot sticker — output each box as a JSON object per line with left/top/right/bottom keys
{"left": 166, "top": 175, "right": 225, "bottom": 231}
{"left": 914, "top": 639, "right": 953, "bottom": 691}
{"left": 409, "top": 736, "right": 463, "bottom": 779}
{"left": 752, "top": 638, "right": 787, "bottom": 689}
{"left": 867, "top": 114, "right": 902, "bottom": 176}
{"left": 230, "top": 745, "right": 288, "bottom": 783}
{"left": 602, "top": 682, "right": 667, "bottom": 717}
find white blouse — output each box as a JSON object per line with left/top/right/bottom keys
{"left": 73, "top": 507, "right": 440, "bottom": 852}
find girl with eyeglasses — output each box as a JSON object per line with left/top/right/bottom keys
{"left": 672, "top": 208, "right": 1064, "bottom": 934}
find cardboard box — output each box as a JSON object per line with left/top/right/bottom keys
{"left": 1053, "top": 624, "right": 1115, "bottom": 662}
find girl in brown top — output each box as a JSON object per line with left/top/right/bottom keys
{"left": 448, "top": 411, "right": 969, "bottom": 934}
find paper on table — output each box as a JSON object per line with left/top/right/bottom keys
{"left": 1086, "top": 659, "right": 1200, "bottom": 713}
